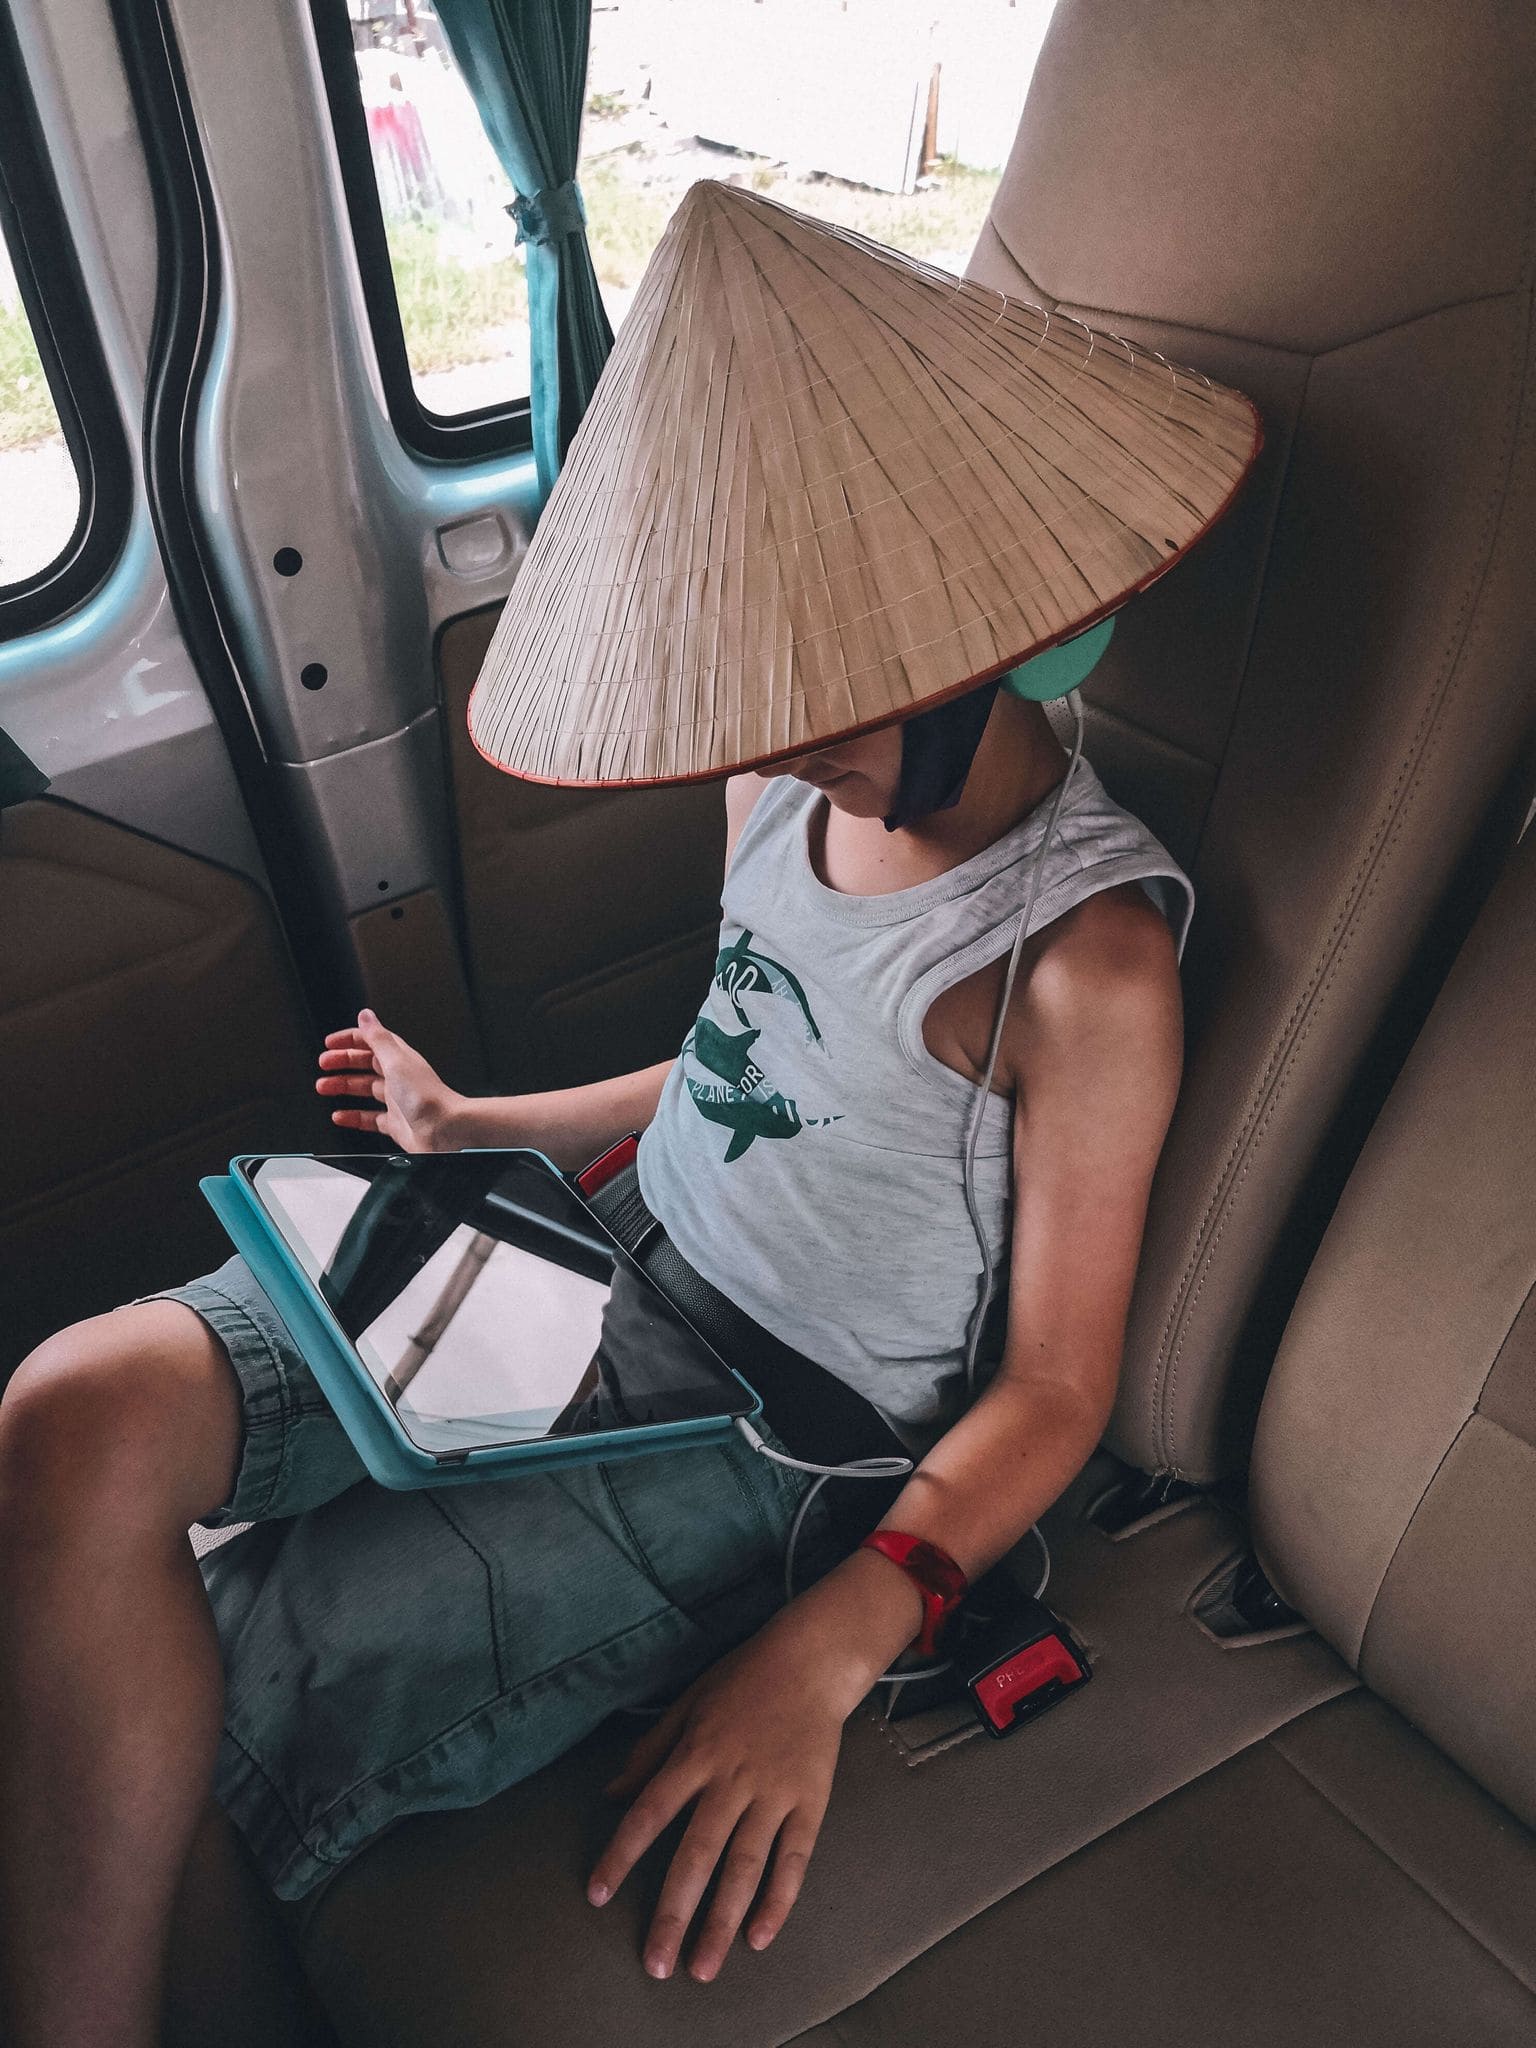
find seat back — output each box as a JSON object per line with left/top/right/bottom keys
{"left": 968, "top": 0, "right": 1536, "bottom": 1477}
{"left": 1252, "top": 822, "right": 1536, "bottom": 1829}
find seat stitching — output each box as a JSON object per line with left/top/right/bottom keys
{"left": 1082, "top": 695, "right": 1217, "bottom": 771}
{"left": 1368, "top": 1409, "right": 1536, "bottom": 1679}
{"left": 1465, "top": 1405, "right": 1536, "bottom": 1456}
{"left": 1147, "top": 339, "right": 1317, "bottom": 1465}
{"left": 1354, "top": 1413, "right": 1476, "bottom": 1677}
{"left": 1156, "top": 546, "right": 1524, "bottom": 1462}
{"left": 784, "top": 2013, "right": 855, "bottom": 2048}
{"left": 1148, "top": 125, "right": 1536, "bottom": 1465}
{"left": 1056, "top": 285, "right": 1519, "bottom": 361}
{"left": 793, "top": 1688, "right": 1361, "bottom": 2037}
{"left": 1148, "top": 349, "right": 1314, "bottom": 1467}
{"left": 1472, "top": 1274, "right": 1536, "bottom": 1436}
{"left": 1152, "top": 201, "right": 1536, "bottom": 1470}
{"left": 1355, "top": 1268, "right": 1536, "bottom": 1666}
{"left": 1266, "top": 1739, "right": 1536, "bottom": 2001}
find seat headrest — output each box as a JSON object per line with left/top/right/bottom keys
{"left": 982, "top": 0, "right": 1533, "bottom": 353}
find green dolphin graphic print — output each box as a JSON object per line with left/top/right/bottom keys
{"left": 683, "top": 929, "right": 842, "bottom": 1162}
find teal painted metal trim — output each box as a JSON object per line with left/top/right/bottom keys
{"left": 0, "top": 508, "right": 157, "bottom": 695}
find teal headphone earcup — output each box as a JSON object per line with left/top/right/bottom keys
{"left": 1002, "top": 615, "right": 1116, "bottom": 701}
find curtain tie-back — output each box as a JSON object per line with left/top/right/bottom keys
{"left": 507, "top": 180, "right": 588, "bottom": 247}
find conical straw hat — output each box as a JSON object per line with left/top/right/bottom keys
{"left": 469, "top": 180, "right": 1263, "bottom": 787}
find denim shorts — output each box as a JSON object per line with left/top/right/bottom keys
{"left": 127, "top": 1253, "right": 847, "bottom": 1903}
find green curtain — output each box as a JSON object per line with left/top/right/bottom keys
{"left": 435, "top": 0, "right": 614, "bottom": 500}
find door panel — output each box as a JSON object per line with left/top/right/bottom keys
{"left": 1, "top": 1, "right": 336, "bottom": 1374}
{"left": 2, "top": 0, "right": 724, "bottom": 1389}
{"left": 438, "top": 608, "right": 723, "bottom": 1090}
{"left": 0, "top": 800, "right": 327, "bottom": 1370}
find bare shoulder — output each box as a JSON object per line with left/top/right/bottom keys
{"left": 1003, "top": 881, "right": 1184, "bottom": 1130}
{"left": 925, "top": 880, "right": 1183, "bottom": 1138}
{"left": 724, "top": 771, "right": 774, "bottom": 869}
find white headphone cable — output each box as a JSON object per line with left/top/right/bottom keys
{"left": 731, "top": 692, "right": 1085, "bottom": 1698}
{"left": 959, "top": 685, "right": 1087, "bottom": 1405}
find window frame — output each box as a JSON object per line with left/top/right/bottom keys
{"left": 0, "top": 6, "right": 132, "bottom": 639}
{"left": 309, "top": 0, "right": 535, "bottom": 465}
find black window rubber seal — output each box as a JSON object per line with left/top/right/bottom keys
{"left": 307, "top": 0, "right": 534, "bottom": 465}
{"left": 0, "top": 6, "right": 132, "bottom": 639}
{"left": 104, "top": 0, "right": 360, "bottom": 1034}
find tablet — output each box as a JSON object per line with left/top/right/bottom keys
{"left": 201, "top": 1150, "right": 759, "bottom": 1488}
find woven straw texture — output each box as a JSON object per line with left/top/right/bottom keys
{"left": 469, "top": 180, "right": 1262, "bottom": 786}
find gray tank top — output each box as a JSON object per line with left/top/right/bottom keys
{"left": 637, "top": 758, "right": 1194, "bottom": 1453}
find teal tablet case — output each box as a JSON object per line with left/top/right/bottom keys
{"left": 199, "top": 1156, "right": 761, "bottom": 1491}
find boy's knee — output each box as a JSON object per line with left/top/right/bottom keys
{"left": 0, "top": 1303, "right": 241, "bottom": 1536}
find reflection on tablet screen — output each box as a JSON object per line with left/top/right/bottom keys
{"left": 241, "top": 1154, "right": 747, "bottom": 1457}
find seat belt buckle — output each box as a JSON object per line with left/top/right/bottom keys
{"left": 957, "top": 1592, "right": 1092, "bottom": 1738}
{"left": 574, "top": 1132, "right": 641, "bottom": 1198}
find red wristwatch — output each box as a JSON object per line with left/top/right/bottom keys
{"left": 858, "top": 1530, "right": 968, "bottom": 1658}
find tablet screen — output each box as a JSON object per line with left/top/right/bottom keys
{"left": 237, "top": 1153, "right": 751, "bottom": 1458}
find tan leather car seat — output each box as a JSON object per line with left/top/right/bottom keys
{"left": 966, "top": 0, "right": 1536, "bottom": 1480}
{"left": 168, "top": 3, "right": 1536, "bottom": 2035}
{"left": 787, "top": 753, "right": 1536, "bottom": 2048}
{"left": 291, "top": 805, "right": 1536, "bottom": 2048}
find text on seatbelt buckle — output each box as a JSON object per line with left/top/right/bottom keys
{"left": 958, "top": 1593, "right": 1092, "bottom": 1738}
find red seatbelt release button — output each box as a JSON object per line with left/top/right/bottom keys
{"left": 960, "top": 1595, "right": 1092, "bottom": 1737}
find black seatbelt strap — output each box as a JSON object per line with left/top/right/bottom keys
{"left": 586, "top": 1161, "right": 910, "bottom": 1479}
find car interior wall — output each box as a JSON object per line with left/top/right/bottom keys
{"left": 0, "top": 800, "right": 329, "bottom": 1376}
{"left": 436, "top": 605, "right": 728, "bottom": 1093}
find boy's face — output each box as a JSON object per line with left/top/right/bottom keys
{"left": 763, "top": 724, "right": 903, "bottom": 818}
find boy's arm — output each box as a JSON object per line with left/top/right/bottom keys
{"left": 443, "top": 1060, "right": 677, "bottom": 1168}
{"left": 801, "top": 889, "right": 1185, "bottom": 1674}
{"left": 588, "top": 889, "right": 1185, "bottom": 1982}
{"left": 443, "top": 775, "right": 767, "bottom": 1164}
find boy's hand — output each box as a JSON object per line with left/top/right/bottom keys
{"left": 315, "top": 1009, "right": 464, "bottom": 1154}
{"left": 587, "top": 1595, "right": 882, "bottom": 1984}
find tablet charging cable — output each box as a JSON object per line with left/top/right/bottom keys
{"left": 733, "top": 1416, "right": 1051, "bottom": 1694}
{"left": 733, "top": 1415, "right": 912, "bottom": 1605}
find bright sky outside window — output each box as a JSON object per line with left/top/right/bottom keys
{"left": 0, "top": 227, "right": 82, "bottom": 591}
{"left": 578, "top": 1, "right": 1058, "bottom": 332}
{"left": 342, "top": 0, "right": 1056, "bottom": 430}
{"left": 346, "top": 1, "right": 532, "bottom": 417}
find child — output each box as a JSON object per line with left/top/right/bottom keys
{"left": 0, "top": 183, "right": 1258, "bottom": 2043}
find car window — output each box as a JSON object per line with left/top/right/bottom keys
{"left": 0, "top": 224, "right": 82, "bottom": 593}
